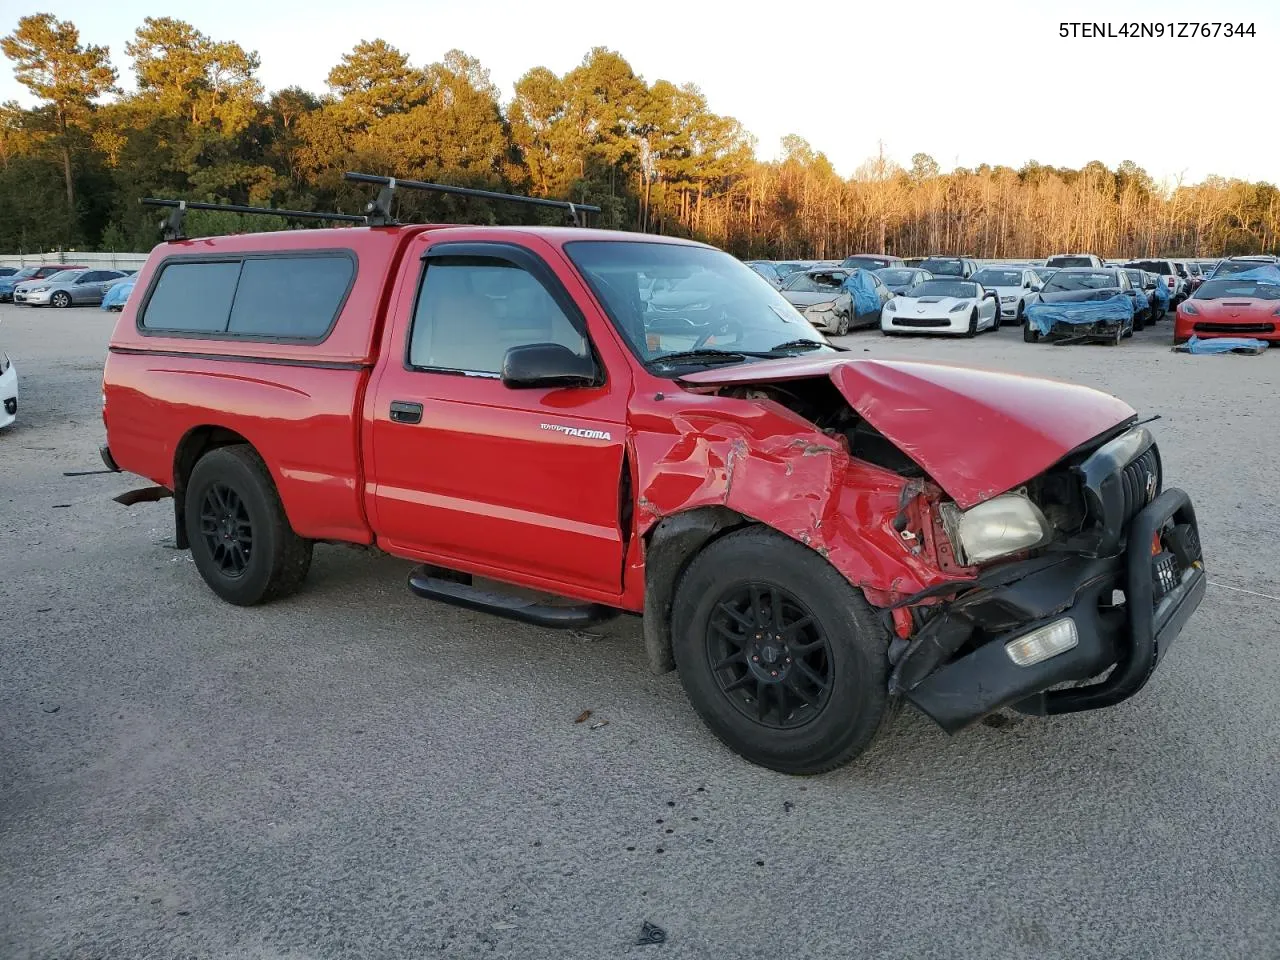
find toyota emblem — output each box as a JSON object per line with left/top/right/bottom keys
{"left": 1144, "top": 471, "right": 1157, "bottom": 503}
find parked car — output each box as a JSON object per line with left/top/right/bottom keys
{"left": 0, "top": 267, "right": 19, "bottom": 279}
{"left": 14, "top": 268, "right": 127, "bottom": 307}
{"left": 0, "top": 326, "right": 16, "bottom": 430}
{"left": 901, "top": 257, "right": 927, "bottom": 269}
{"left": 874, "top": 267, "right": 933, "bottom": 295}
{"left": 745, "top": 261, "right": 786, "bottom": 289}
{"left": 1174, "top": 275, "right": 1280, "bottom": 345}
{"left": 1123, "top": 259, "right": 1188, "bottom": 304}
{"left": 881, "top": 277, "right": 1000, "bottom": 336}
{"left": 1179, "top": 260, "right": 1205, "bottom": 293}
{"left": 1045, "top": 254, "right": 1105, "bottom": 268}
{"left": 840, "top": 254, "right": 905, "bottom": 272}
{"left": 918, "top": 256, "right": 978, "bottom": 279}
{"left": 99, "top": 184, "right": 1206, "bottom": 775}
{"left": 1206, "top": 255, "right": 1279, "bottom": 279}
{"left": 1117, "top": 268, "right": 1156, "bottom": 325}
{"left": 0, "top": 264, "right": 89, "bottom": 302}
{"left": 1025, "top": 267, "right": 1137, "bottom": 344}
{"left": 780, "top": 267, "right": 890, "bottom": 334}
{"left": 101, "top": 276, "right": 137, "bottom": 312}
{"left": 969, "top": 265, "right": 1043, "bottom": 325}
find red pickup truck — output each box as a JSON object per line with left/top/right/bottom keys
{"left": 100, "top": 182, "right": 1206, "bottom": 774}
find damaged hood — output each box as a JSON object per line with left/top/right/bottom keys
{"left": 680, "top": 356, "right": 1136, "bottom": 508}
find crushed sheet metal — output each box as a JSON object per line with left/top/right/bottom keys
{"left": 631, "top": 396, "right": 971, "bottom": 607}
{"left": 680, "top": 356, "right": 1136, "bottom": 509}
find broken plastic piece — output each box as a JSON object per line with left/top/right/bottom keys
{"left": 574, "top": 710, "right": 592, "bottom": 724}
{"left": 636, "top": 922, "right": 666, "bottom": 945}
{"left": 590, "top": 719, "right": 609, "bottom": 730}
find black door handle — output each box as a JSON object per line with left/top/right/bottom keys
{"left": 389, "top": 401, "right": 423, "bottom": 424}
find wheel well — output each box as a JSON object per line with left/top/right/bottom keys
{"left": 642, "top": 506, "right": 752, "bottom": 674}
{"left": 171, "top": 426, "right": 253, "bottom": 549}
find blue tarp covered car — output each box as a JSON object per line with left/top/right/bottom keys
{"left": 1024, "top": 293, "right": 1134, "bottom": 344}
{"left": 840, "top": 269, "right": 883, "bottom": 318}
{"left": 100, "top": 278, "right": 135, "bottom": 311}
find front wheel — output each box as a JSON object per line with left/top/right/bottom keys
{"left": 185, "top": 445, "right": 314, "bottom": 606}
{"left": 964, "top": 309, "right": 978, "bottom": 338}
{"left": 835, "top": 311, "right": 851, "bottom": 336}
{"left": 51, "top": 291, "right": 71, "bottom": 308}
{"left": 671, "top": 527, "right": 892, "bottom": 775}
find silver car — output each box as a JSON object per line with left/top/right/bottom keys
{"left": 15, "top": 268, "right": 127, "bottom": 307}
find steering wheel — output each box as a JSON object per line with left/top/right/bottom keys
{"left": 692, "top": 309, "right": 746, "bottom": 349}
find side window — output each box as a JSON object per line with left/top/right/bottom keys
{"left": 141, "top": 261, "right": 241, "bottom": 332}
{"left": 408, "top": 257, "right": 589, "bottom": 375}
{"left": 227, "top": 255, "right": 354, "bottom": 338}
{"left": 77, "top": 271, "right": 99, "bottom": 284}
{"left": 142, "top": 254, "right": 354, "bottom": 338}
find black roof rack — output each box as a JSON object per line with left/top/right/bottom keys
{"left": 141, "top": 198, "right": 368, "bottom": 242}
{"left": 343, "top": 172, "right": 601, "bottom": 227}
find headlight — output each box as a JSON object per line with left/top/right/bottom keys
{"left": 948, "top": 302, "right": 969, "bottom": 313}
{"left": 939, "top": 492, "right": 1052, "bottom": 565}
{"left": 30, "top": 286, "right": 47, "bottom": 293}
{"left": 1182, "top": 304, "right": 1198, "bottom": 315}
{"left": 809, "top": 299, "right": 836, "bottom": 311}
{"left": 885, "top": 301, "right": 897, "bottom": 312}
{"left": 1001, "top": 296, "right": 1016, "bottom": 303}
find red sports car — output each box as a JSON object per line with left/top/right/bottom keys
{"left": 1174, "top": 277, "right": 1280, "bottom": 344}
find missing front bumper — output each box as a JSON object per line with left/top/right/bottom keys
{"left": 899, "top": 489, "right": 1205, "bottom": 732}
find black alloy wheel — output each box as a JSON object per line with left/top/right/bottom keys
{"left": 199, "top": 481, "right": 254, "bottom": 578}
{"left": 706, "top": 583, "right": 833, "bottom": 729}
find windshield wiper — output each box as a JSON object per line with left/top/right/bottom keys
{"left": 767, "top": 339, "right": 829, "bottom": 353}
{"left": 649, "top": 349, "right": 757, "bottom": 367}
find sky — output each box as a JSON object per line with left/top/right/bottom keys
{"left": 2, "top": 0, "right": 1276, "bottom": 187}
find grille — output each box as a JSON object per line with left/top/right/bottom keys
{"left": 1193, "top": 322, "right": 1275, "bottom": 334}
{"left": 893, "top": 316, "right": 950, "bottom": 327}
{"left": 1119, "top": 446, "right": 1161, "bottom": 526}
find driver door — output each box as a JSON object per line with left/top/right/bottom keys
{"left": 368, "top": 240, "right": 632, "bottom": 597}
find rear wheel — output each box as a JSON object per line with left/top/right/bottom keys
{"left": 185, "top": 445, "right": 313, "bottom": 606}
{"left": 671, "top": 527, "right": 892, "bottom": 775}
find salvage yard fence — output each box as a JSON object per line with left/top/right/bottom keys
{"left": 0, "top": 251, "right": 149, "bottom": 271}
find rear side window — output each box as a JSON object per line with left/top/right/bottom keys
{"left": 143, "top": 261, "right": 241, "bottom": 332}
{"left": 1128, "top": 260, "right": 1171, "bottom": 275}
{"left": 140, "top": 254, "right": 355, "bottom": 340}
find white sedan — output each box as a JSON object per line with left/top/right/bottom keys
{"left": 1, "top": 348, "right": 16, "bottom": 429}
{"left": 881, "top": 278, "right": 1001, "bottom": 336}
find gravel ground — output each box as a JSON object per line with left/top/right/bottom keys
{"left": 1, "top": 303, "right": 1277, "bottom": 960}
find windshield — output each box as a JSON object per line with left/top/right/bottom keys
{"left": 565, "top": 241, "right": 832, "bottom": 368}
{"left": 1046, "top": 256, "right": 1094, "bottom": 267}
{"left": 920, "top": 258, "right": 964, "bottom": 275}
{"left": 842, "top": 256, "right": 892, "bottom": 270}
{"left": 1044, "top": 271, "right": 1118, "bottom": 291}
{"left": 876, "top": 269, "right": 916, "bottom": 285}
{"left": 9, "top": 267, "right": 39, "bottom": 280}
{"left": 1193, "top": 279, "right": 1280, "bottom": 300}
{"left": 1213, "top": 260, "right": 1274, "bottom": 278}
{"left": 783, "top": 271, "right": 847, "bottom": 293}
{"left": 971, "top": 269, "right": 1023, "bottom": 287}
{"left": 42, "top": 270, "right": 81, "bottom": 283}
{"left": 906, "top": 280, "right": 977, "bottom": 299}
{"left": 1122, "top": 271, "right": 1145, "bottom": 287}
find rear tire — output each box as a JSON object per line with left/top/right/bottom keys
{"left": 184, "top": 445, "right": 313, "bottom": 606}
{"left": 671, "top": 527, "right": 893, "bottom": 775}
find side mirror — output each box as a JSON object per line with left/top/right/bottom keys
{"left": 1030, "top": 284, "right": 1042, "bottom": 293}
{"left": 501, "top": 342, "right": 598, "bottom": 389}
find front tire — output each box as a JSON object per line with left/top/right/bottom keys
{"left": 836, "top": 311, "right": 851, "bottom": 336}
{"left": 51, "top": 291, "right": 71, "bottom": 308}
{"left": 671, "top": 527, "right": 892, "bottom": 775}
{"left": 964, "top": 309, "right": 978, "bottom": 338}
{"left": 1023, "top": 324, "right": 1040, "bottom": 343}
{"left": 184, "top": 445, "right": 313, "bottom": 606}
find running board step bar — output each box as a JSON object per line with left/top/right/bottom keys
{"left": 407, "top": 565, "right": 620, "bottom": 629}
